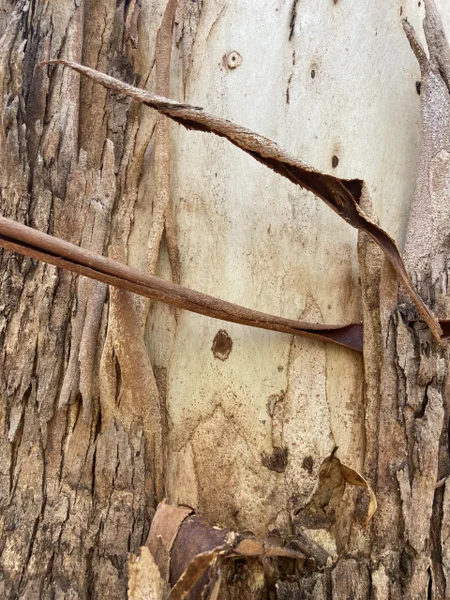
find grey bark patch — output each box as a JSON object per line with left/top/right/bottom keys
{"left": 211, "top": 329, "right": 233, "bottom": 360}
{"left": 276, "top": 573, "right": 328, "bottom": 600}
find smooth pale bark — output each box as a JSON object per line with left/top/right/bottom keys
{"left": 0, "top": 1, "right": 449, "bottom": 598}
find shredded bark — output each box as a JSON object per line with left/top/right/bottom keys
{"left": 2, "top": 216, "right": 450, "bottom": 353}
{"left": 357, "top": 2, "right": 450, "bottom": 597}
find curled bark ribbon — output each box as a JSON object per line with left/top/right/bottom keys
{"left": 2, "top": 218, "right": 448, "bottom": 350}
{"left": 0, "top": 216, "right": 363, "bottom": 351}
{"left": 40, "top": 59, "right": 443, "bottom": 343}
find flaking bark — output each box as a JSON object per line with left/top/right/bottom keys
{"left": 358, "top": 1, "right": 450, "bottom": 597}
{"left": 46, "top": 57, "right": 443, "bottom": 343}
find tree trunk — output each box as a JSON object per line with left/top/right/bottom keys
{"left": 0, "top": 1, "right": 449, "bottom": 598}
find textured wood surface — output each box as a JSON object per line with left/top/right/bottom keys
{"left": 0, "top": 1, "right": 449, "bottom": 598}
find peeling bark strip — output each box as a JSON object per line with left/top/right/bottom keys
{"left": 0, "top": 216, "right": 362, "bottom": 351}
{"left": 146, "top": 501, "right": 308, "bottom": 600}
{"left": 403, "top": 4, "right": 450, "bottom": 306}
{"left": 144, "top": 0, "right": 180, "bottom": 284}
{"left": 358, "top": 2, "right": 450, "bottom": 598}
{"left": 42, "top": 59, "right": 443, "bottom": 342}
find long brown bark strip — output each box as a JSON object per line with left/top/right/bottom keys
{"left": 41, "top": 59, "right": 443, "bottom": 343}
{"left": 145, "top": 0, "right": 180, "bottom": 282}
{"left": 0, "top": 216, "right": 362, "bottom": 351}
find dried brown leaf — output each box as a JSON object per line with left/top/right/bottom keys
{"left": 299, "top": 454, "right": 377, "bottom": 528}
{"left": 324, "top": 455, "right": 377, "bottom": 526}
{"left": 147, "top": 503, "right": 306, "bottom": 599}
{"left": 166, "top": 549, "right": 223, "bottom": 600}
{"left": 339, "top": 462, "right": 377, "bottom": 524}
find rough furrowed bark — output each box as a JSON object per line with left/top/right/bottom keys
{"left": 0, "top": 1, "right": 157, "bottom": 598}
{"left": 358, "top": 1, "right": 450, "bottom": 598}
{"left": 143, "top": 0, "right": 180, "bottom": 287}
{"left": 38, "top": 13, "right": 450, "bottom": 596}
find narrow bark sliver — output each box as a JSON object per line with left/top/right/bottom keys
{"left": 2, "top": 218, "right": 450, "bottom": 351}
{"left": 0, "top": 216, "right": 364, "bottom": 351}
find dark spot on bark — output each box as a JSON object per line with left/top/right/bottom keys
{"left": 94, "top": 408, "right": 102, "bottom": 443}
{"left": 400, "top": 6, "right": 403, "bottom": 15}
{"left": 332, "top": 155, "right": 339, "bottom": 168}
{"left": 418, "top": 1, "right": 421, "bottom": 6}
{"left": 286, "top": 72, "right": 294, "bottom": 104}
{"left": 353, "top": 489, "right": 371, "bottom": 525}
{"left": 212, "top": 329, "right": 233, "bottom": 360}
{"left": 289, "top": 494, "right": 300, "bottom": 507}
{"left": 302, "top": 455, "right": 314, "bottom": 474}
{"left": 261, "top": 447, "right": 289, "bottom": 473}
{"left": 416, "top": 81, "right": 421, "bottom": 95}
{"left": 311, "top": 69, "right": 316, "bottom": 79}
{"left": 400, "top": 550, "right": 414, "bottom": 580}
{"left": 228, "top": 559, "right": 249, "bottom": 583}
{"left": 333, "top": 0, "right": 339, "bottom": 4}
{"left": 153, "top": 365, "right": 167, "bottom": 405}
{"left": 114, "top": 354, "right": 122, "bottom": 398}
{"left": 223, "top": 51, "right": 242, "bottom": 69}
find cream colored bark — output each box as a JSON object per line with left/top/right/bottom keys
{"left": 0, "top": 1, "right": 449, "bottom": 598}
